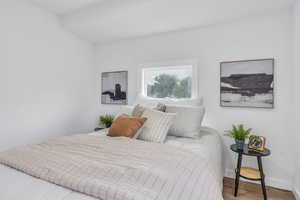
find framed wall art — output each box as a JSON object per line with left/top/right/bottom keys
{"left": 220, "top": 59, "right": 274, "bottom": 108}
{"left": 248, "top": 135, "right": 266, "bottom": 152}
{"left": 101, "top": 71, "right": 128, "bottom": 105}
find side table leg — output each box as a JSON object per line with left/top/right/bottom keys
{"left": 234, "top": 152, "right": 242, "bottom": 197}
{"left": 257, "top": 156, "right": 267, "bottom": 200}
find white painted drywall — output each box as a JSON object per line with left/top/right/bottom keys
{"left": 0, "top": 0, "right": 97, "bottom": 150}
{"left": 95, "top": 10, "right": 294, "bottom": 190}
{"left": 293, "top": 1, "right": 300, "bottom": 199}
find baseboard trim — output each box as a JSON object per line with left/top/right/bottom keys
{"left": 293, "top": 187, "right": 300, "bottom": 200}
{"left": 225, "top": 168, "right": 292, "bottom": 191}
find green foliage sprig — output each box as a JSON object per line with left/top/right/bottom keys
{"left": 224, "top": 124, "right": 252, "bottom": 141}
{"left": 148, "top": 74, "right": 192, "bottom": 99}
{"left": 99, "top": 115, "right": 114, "bottom": 127}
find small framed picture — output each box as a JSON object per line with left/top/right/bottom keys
{"left": 101, "top": 71, "right": 128, "bottom": 105}
{"left": 248, "top": 135, "right": 266, "bottom": 152}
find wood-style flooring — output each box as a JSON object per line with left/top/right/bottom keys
{"left": 223, "top": 177, "right": 296, "bottom": 200}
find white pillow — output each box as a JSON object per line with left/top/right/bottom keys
{"left": 134, "top": 93, "right": 203, "bottom": 107}
{"left": 166, "top": 105, "right": 205, "bottom": 138}
{"left": 138, "top": 108, "right": 176, "bottom": 143}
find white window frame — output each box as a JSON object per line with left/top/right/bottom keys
{"left": 138, "top": 60, "right": 199, "bottom": 99}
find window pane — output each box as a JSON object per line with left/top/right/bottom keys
{"left": 143, "top": 66, "right": 192, "bottom": 99}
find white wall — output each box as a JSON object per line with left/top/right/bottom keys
{"left": 0, "top": 0, "right": 96, "bottom": 150}
{"left": 96, "top": 10, "right": 294, "bottom": 190}
{"left": 293, "top": 1, "right": 300, "bottom": 199}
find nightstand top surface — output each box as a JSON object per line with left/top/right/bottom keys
{"left": 230, "top": 144, "right": 271, "bottom": 157}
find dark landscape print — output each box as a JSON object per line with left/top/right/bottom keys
{"left": 220, "top": 59, "right": 274, "bottom": 108}
{"left": 101, "top": 71, "right": 128, "bottom": 105}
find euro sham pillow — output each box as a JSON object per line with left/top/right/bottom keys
{"left": 138, "top": 108, "right": 176, "bottom": 143}
{"left": 108, "top": 114, "right": 147, "bottom": 138}
{"left": 166, "top": 105, "right": 205, "bottom": 138}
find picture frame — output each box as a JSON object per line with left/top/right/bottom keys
{"left": 220, "top": 59, "right": 274, "bottom": 108}
{"left": 101, "top": 71, "right": 128, "bottom": 105}
{"left": 248, "top": 135, "right": 266, "bottom": 152}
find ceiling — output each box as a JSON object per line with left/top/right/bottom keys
{"left": 29, "top": 0, "right": 295, "bottom": 44}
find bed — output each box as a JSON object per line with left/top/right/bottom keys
{"left": 0, "top": 127, "right": 223, "bottom": 200}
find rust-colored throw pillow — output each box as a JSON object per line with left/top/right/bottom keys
{"left": 108, "top": 114, "right": 147, "bottom": 138}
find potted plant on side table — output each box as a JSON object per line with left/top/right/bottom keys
{"left": 99, "top": 115, "right": 114, "bottom": 128}
{"left": 225, "top": 124, "right": 252, "bottom": 150}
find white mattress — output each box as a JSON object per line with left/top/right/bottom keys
{"left": 0, "top": 127, "right": 223, "bottom": 200}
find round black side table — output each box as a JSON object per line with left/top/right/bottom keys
{"left": 230, "top": 144, "right": 271, "bottom": 200}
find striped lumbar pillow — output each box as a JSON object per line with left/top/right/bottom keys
{"left": 138, "top": 108, "right": 176, "bottom": 143}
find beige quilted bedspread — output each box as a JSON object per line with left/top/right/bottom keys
{"left": 0, "top": 134, "right": 223, "bottom": 200}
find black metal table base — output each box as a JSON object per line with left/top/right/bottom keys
{"left": 234, "top": 152, "right": 268, "bottom": 200}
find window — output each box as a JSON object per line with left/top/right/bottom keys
{"left": 142, "top": 64, "right": 197, "bottom": 99}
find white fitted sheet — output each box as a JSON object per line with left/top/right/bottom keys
{"left": 0, "top": 126, "right": 223, "bottom": 200}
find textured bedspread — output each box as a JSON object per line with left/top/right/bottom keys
{"left": 0, "top": 135, "right": 223, "bottom": 200}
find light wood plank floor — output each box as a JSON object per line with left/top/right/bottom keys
{"left": 223, "top": 178, "right": 296, "bottom": 200}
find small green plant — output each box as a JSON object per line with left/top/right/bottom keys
{"left": 224, "top": 124, "right": 252, "bottom": 141}
{"left": 99, "top": 115, "right": 114, "bottom": 128}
